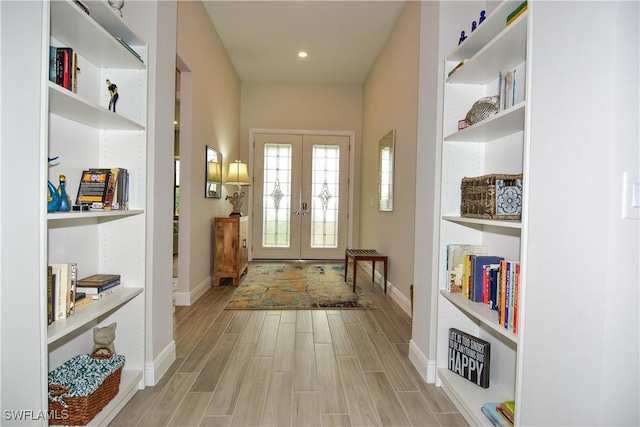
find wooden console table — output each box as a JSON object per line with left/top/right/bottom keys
{"left": 344, "top": 249, "right": 388, "bottom": 294}
{"left": 213, "top": 216, "right": 248, "bottom": 286}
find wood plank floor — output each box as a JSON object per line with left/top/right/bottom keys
{"left": 110, "top": 263, "right": 468, "bottom": 427}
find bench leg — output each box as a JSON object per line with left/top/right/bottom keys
{"left": 383, "top": 258, "right": 388, "bottom": 294}
{"left": 344, "top": 253, "right": 348, "bottom": 282}
{"left": 353, "top": 259, "right": 358, "bottom": 292}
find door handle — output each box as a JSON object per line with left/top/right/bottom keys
{"left": 294, "top": 211, "right": 300, "bottom": 215}
{"left": 302, "top": 202, "right": 308, "bottom": 211}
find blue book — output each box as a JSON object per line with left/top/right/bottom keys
{"left": 472, "top": 256, "right": 504, "bottom": 303}
{"left": 77, "top": 278, "right": 121, "bottom": 295}
{"left": 482, "top": 402, "right": 511, "bottom": 427}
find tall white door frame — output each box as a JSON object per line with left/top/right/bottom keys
{"left": 248, "top": 128, "right": 356, "bottom": 260}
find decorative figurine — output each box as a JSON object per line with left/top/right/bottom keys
{"left": 93, "top": 322, "right": 117, "bottom": 354}
{"left": 225, "top": 191, "right": 246, "bottom": 216}
{"left": 458, "top": 30, "right": 467, "bottom": 45}
{"left": 57, "top": 174, "right": 71, "bottom": 212}
{"left": 106, "top": 79, "right": 118, "bottom": 112}
{"left": 47, "top": 181, "right": 61, "bottom": 213}
{"left": 471, "top": 20, "right": 477, "bottom": 32}
{"left": 479, "top": 10, "right": 486, "bottom": 25}
{"left": 47, "top": 156, "right": 61, "bottom": 213}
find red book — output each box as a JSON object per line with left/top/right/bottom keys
{"left": 513, "top": 263, "right": 520, "bottom": 334}
{"left": 58, "top": 48, "right": 73, "bottom": 90}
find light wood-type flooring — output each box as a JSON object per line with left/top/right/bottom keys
{"left": 110, "top": 263, "right": 468, "bottom": 427}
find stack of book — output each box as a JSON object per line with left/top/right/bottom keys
{"left": 49, "top": 46, "right": 78, "bottom": 93}
{"left": 482, "top": 401, "right": 515, "bottom": 427}
{"left": 47, "top": 262, "right": 78, "bottom": 324}
{"left": 446, "top": 244, "right": 521, "bottom": 333}
{"left": 76, "top": 274, "right": 121, "bottom": 300}
{"left": 506, "top": 1, "right": 527, "bottom": 26}
{"left": 75, "top": 168, "right": 129, "bottom": 211}
{"left": 74, "top": 291, "right": 92, "bottom": 310}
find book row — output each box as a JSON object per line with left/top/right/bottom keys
{"left": 75, "top": 168, "right": 129, "bottom": 211}
{"left": 446, "top": 244, "right": 520, "bottom": 333}
{"left": 47, "top": 263, "right": 122, "bottom": 325}
{"left": 49, "top": 46, "right": 78, "bottom": 93}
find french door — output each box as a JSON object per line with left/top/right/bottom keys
{"left": 252, "top": 133, "right": 350, "bottom": 260}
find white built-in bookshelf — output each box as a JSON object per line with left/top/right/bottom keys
{"left": 435, "top": 2, "right": 529, "bottom": 426}
{"left": 45, "top": 0, "right": 148, "bottom": 424}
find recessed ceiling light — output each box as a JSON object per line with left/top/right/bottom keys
{"left": 297, "top": 51, "right": 308, "bottom": 59}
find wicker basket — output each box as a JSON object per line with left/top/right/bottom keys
{"left": 460, "top": 173, "right": 523, "bottom": 220}
{"left": 48, "top": 347, "right": 125, "bottom": 426}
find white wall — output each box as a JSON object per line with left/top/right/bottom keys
{"left": 410, "top": 0, "right": 441, "bottom": 382}
{"left": 121, "top": 0, "right": 178, "bottom": 385}
{"left": 0, "top": 1, "right": 49, "bottom": 419}
{"left": 360, "top": 1, "right": 421, "bottom": 312}
{"left": 520, "top": 2, "right": 639, "bottom": 424}
{"left": 176, "top": 0, "right": 241, "bottom": 305}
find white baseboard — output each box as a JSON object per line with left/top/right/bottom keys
{"left": 174, "top": 276, "right": 211, "bottom": 306}
{"left": 145, "top": 340, "right": 176, "bottom": 386}
{"left": 373, "top": 269, "right": 412, "bottom": 317}
{"left": 409, "top": 339, "right": 436, "bottom": 384}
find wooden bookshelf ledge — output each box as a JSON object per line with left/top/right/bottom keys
{"left": 344, "top": 249, "right": 388, "bottom": 294}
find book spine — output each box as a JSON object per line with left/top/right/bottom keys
{"left": 62, "top": 49, "right": 71, "bottom": 90}
{"left": 488, "top": 267, "right": 497, "bottom": 310}
{"left": 507, "top": 5, "right": 527, "bottom": 26}
{"left": 103, "top": 168, "right": 119, "bottom": 210}
{"left": 72, "top": 52, "right": 78, "bottom": 93}
{"left": 506, "top": 1, "right": 528, "bottom": 25}
{"left": 79, "top": 279, "right": 121, "bottom": 294}
{"left": 92, "top": 285, "right": 121, "bottom": 300}
{"left": 468, "top": 255, "right": 476, "bottom": 300}
{"left": 47, "top": 266, "right": 54, "bottom": 325}
{"left": 499, "top": 260, "right": 507, "bottom": 327}
{"left": 50, "top": 264, "right": 68, "bottom": 319}
{"left": 483, "top": 265, "right": 490, "bottom": 305}
{"left": 56, "top": 50, "right": 64, "bottom": 86}
{"left": 513, "top": 263, "right": 520, "bottom": 334}
{"left": 509, "top": 262, "right": 518, "bottom": 332}
{"left": 49, "top": 47, "right": 57, "bottom": 83}
{"left": 462, "top": 254, "right": 471, "bottom": 299}
{"left": 68, "top": 263, "right": 77, "bottom": 317}
{"left": 482, "top": 403, "right": 511, "bottom": 427}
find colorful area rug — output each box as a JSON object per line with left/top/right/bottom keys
{"left": 225, "top": 262, "right": 373, "bottom": 309}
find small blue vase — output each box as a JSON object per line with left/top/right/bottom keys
{"left": 57, "top": 175, "right": 71, "bottom": 212}
{"left": 47, "top": 181, "right": 61, "bottom": 213}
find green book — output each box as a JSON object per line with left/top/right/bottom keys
{"left": 506, "top": 1, "right": 527, "bottom": 24}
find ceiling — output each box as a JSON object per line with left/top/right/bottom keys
{"left": 202, "top": 1, "right": 407, "bottom": 85}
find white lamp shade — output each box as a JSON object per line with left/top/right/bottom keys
{"left": 226, "top": 161, "right": 250, "bottom": 186}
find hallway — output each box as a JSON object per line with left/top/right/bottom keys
{"left": 110, "top": 266, "right": 467, "bottom": 426}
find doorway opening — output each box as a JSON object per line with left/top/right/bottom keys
{"left": 251, "top": 130, "right": 354, "bottom": 260}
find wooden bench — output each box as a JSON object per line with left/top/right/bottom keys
{"left": 344, "top": 249, "right": 388, "bottom": 294}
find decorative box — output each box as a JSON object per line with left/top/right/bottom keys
{"left": 460, "top": 173, "right": 523, "bottom": 220}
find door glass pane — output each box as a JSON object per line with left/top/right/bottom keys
{"left": 311, "top": 144, "right": 340, "bottom": 248}
{"left": 262, "top": 143, "right": 292, "bottom": 248}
